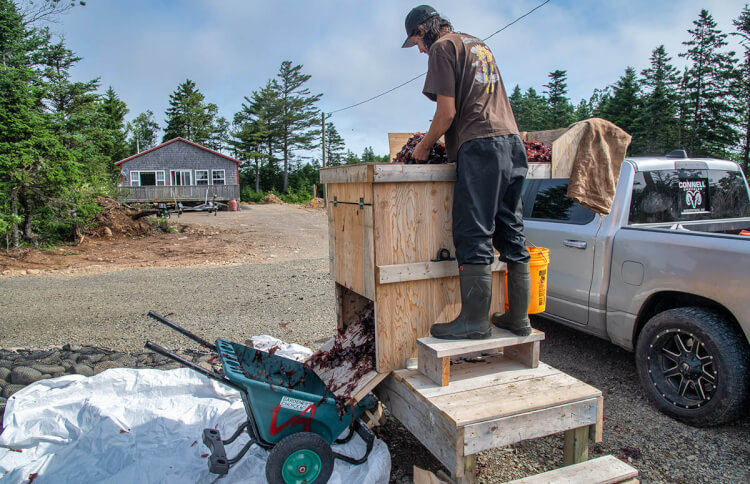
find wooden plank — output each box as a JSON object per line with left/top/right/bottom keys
{"left": 430, "top": 373, "right": 601, "bottom": 426}
{"left": 398, "top": 358, "right": 562, "bottom": 399}
{"left": 463, "top": 398, "right": 599, "bottom": 454}
{"left": 505, "top": 455, "right": 639, "bottom": 484}
{"left": 521, "top": 128, "right": 568, "bottom": 146}
{"left": 319, "top": 164, "right": 372, "bottom": 184}
{"left": 552, "top": 122, "right": 587, "bottom": 178}
{"left": 327, "top": 203, "right": 335, "bottom": 282}
{"left": 374, "top": 374, "right": 460, "bottom": 475}
{"left": 418, "top": 328, "right": 545, "bottom": 358}
{"left": 563, "top": 425, "right": 590, "bottom": 466}
{"left": 327, "top": 182, "right": 373, "bottom": 204}
{"left": 503, "top": 340, "right": 541, "bottom": 368}
{"left": 527, "top": 162, "right": 551, "bottom": 179}
{"left": 455, "top": 454, "right": 477, "bottom": 484}
{"left": 373, "top": 163, "right": 457, "bottom": 183}
{"left": 351, "top": 370, "right": 389, "bottom": 403}
{"left": 362, "top": 205, "right": 375, "bottom": 299}
{"left": 418, "top": 344, "right": 450, "bottom": 386}
{"left": 590, "top": 395, "right": 604, "bottom": 443}
{"left": 377, "top": 259, "right": 507, "bottom": 285}
{"left": 332, "top": 204, "right": 374, "bottom": 299}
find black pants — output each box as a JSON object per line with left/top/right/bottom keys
{"left": 453, "top": 134, "right": 530, "bottom": 265}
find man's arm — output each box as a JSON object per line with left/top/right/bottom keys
{"left": 413, "top": 94, "right": 455, "bottom": 162}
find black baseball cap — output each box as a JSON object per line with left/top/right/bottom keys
{"left": 401, "top": 5, "right": 439, "bottom": 48}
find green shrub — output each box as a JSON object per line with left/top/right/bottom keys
{"left": 275, "top": 187, "right": 313, "bottom": 205}
{"left": 241, "top": 187, "right": 266, "bottom": 203}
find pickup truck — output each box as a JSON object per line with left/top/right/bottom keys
{"left": 522, "top": 154, "right": 750, "bottom": 426}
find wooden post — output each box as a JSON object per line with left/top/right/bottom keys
{"left": 563, "top": 426, "right": 589, "bottom": 466}
{"left": 322, "top": 112, "right": 327, "bottom": 208}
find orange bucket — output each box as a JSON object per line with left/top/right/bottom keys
{"left": 504, "top": 247, "right": 550, "bottom": 314}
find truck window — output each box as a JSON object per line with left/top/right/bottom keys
{"left": 629, "top": 169, "right": 750, "bottom": 224}
{"left": 527, "top": 179, "right": 596, "bottom": 224}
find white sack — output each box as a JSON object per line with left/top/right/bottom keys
{"left": 0, "top": 368, "right": 389, "bottom": 483}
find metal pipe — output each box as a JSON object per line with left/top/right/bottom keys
{"left": 144, "top": 341, "right": 242, "bottom": 392}
{"left": 147, "top": 311, "right": 217, "bottom": 351}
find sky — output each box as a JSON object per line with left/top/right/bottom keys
{"left": 45, "top": 0, "right": 749, "bottom": 159}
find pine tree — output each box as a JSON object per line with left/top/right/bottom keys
{"left": 732, "top": 5, "right": 750, "bottom": 171}
{"left": 636, "top": 45, "right": 681, "bottom": 155}
{"left": 98, "top": 86, "right": 129, "bottom": 170}
{"left": 127, "top": 110, "right": 159, "bottom": 154}
{"left": 509, "top": 85, "right": 523, "bottom": 122}
{"left": 163, "top": 79, "right": 216, "bottom": 144}
{"left": 517, "top": 87, "right": 548, "bottom": 131}
{"left": 325, "top": 122, "right": 345, "bottom": 166}
{"left": 361, "top": 146, "right": 376, "bottom": 163}
{"left": 573, "top": 99, "right": 592, "bottom": 122}
{"left": 543, "top": 70, "right": 574, "bottom": 129}
{"left": 679, "top": 9, "right": 740, "bottom": 158}
{"left": 598, "top": 67, "right": 641, "bottom": 137}
{"left": 273, "top": 61, "right": 321, "bottom": 192}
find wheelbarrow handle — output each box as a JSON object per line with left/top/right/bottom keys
{"left": 147, "top": 311, "right": 217, "bottom": 352}
{"left": 144, "top": 341, "right": 243, "bottom": 393}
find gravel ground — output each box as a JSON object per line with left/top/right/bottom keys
{"left": 2, "top": 258, "right": 749, "bottom": 482}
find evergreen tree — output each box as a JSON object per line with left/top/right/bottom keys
{"left": 98, "top": 86, "right": 129, "bottom": 170}
{"left": 509, "top": 85, "right": 523, "bottom": 121}
{"left": 272, "top": 61, "right": 321, "bottom": 192}
{"left": 636, "top": 45, "right": 681, "bottom": 155}
{"left": 732, "top": 5, "right": 750, "bottom": 171}
{"left": 573, "top": 99, "right": 592, "bottom": 121}
{"left": 208, "top": 115, "right": 229, "bottom": 152}
{"left": 543, "top": 70, "right": 574, "bottom": 128}
{"left": 361, "top": 146, "right": 376, "bottom": 163}
{"left": 127, "top": 110, "right": 159, "bottom": 154}
{"left": 343, "top": 150, "right": 360, "bottom": 165}
{"left": 679, "top": 9, "right": 740, "bottom": 158}
{"left": 230, "top": 114, "right": 270, "bottom": 193}
{"left": 598, "top": 67, "right": 641, "bottom": 137}
{"left": 325, "top": 122, "right": 345, "bottom": 166}
{"left": 163, "top": 79, "right": 216, "bottom": 144}
{"left": 516, "top": 87, "right": 548, "bottom": 131}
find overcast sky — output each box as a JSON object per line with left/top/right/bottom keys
{"left": 51, "top": 0, "right": 748, "bottom": 159}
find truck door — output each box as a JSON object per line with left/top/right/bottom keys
{"left": 522, "top": 179, "right": 599, "bottom": 325}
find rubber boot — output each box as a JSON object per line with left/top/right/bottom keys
{"left": 491, "top": 261, "right": 532, "bottom": 336}
{"left": 430, "top": 264, "right": 492, "bottom": 340}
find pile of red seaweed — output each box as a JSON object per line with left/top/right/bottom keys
{"left": 306, "top": 305, "right": 375, "bottom": 415}
{"left": 394, "top": 132, "right": 448, "bottom": 164}
{"left": 524, "top": 140, "right": 552, "bottom": 163}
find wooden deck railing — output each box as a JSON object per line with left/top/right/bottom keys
{"left": 117, "top": 184, "right": 240, "bottom": 203}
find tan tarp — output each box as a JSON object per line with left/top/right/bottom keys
{"left": 566, "top": 118, "right": 632, "bottom": 215}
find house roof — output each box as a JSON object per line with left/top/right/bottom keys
{"left": 114, "top": 137, "right": 241, "bottom": 166}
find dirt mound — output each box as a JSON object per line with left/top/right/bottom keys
{"left": 304, "top": 198, "right": 325, "bottom": 208}
{"left": 263, "top": 193, "right": 284, "bottom": 204}
{"left": 90, "top": 197, "right": 154, "bottom": 237}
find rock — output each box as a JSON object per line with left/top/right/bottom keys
{"left": 0, "top": 367, "right": 10, "bottom": 382}
{"left": 61, "top": 361, "right": 73, "bottom": 370}
{"left": 37, "top": 354, "right": 63, "bottom": 366}
{"left": 103, "top": 227, "right": 113, "bottom": 237}
{"left": 80, "top": 354, "right": 104, "bottom": 364}
{"left": 32, "top": 364, "right": 66, "bottom": 375}
{"left": 2, "top": 384, "right": 26, "bottom": 398}
{"left": 109, "top": 355, "right": 137, "bottom": 367}
{"left": 63, "top": 344, "right": 83, "bottom": 352}
{"left": 93, "top": 360, "right": 125, "bottom": 375}
{"left": 199, "top": 361, "right": 213, "bottom": 372}
{"left": 11, "top": 366, "right": 44, "bottom": 385}
{"left": 72, "top": 364, "right": 94, "bottom": 377}
{"left": 27, "top": 269, "right": 41, "bottom": 275}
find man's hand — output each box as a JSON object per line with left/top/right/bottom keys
{"left": 413, "top": 139, "right": 430, "bottom": 162}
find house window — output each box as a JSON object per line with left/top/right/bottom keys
{"left": 171, "top": 170, "right": 192, "bottom": 186}
{"left": 196, "top": 170, "right": 209, "bottom": 185}
{"left": 130, "top": 171, "right": 165, "bottom": 186}
{"left": 212, "top": 169, "right": 225, "bottom": 185}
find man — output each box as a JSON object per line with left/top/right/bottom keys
{"left": 402, "top": 5, "right": 532, "bottom": 339}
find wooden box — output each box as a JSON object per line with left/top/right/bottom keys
{"left": 320, "top": 163, "right": 508, "bottom": 374}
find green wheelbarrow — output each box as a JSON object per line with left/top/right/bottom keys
{"left": 145, "top": 311, "right": 377, "bottom": 484}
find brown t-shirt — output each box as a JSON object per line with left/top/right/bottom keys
{"left": 423, "top": 32, "right": 518, "bottom": 161}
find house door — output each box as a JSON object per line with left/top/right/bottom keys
{"left": 171, "top": 170, "right": 192, "bottom": 186}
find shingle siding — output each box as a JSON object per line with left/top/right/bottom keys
{"left": 120, "top": 140, "right": 238, "bottom": 186}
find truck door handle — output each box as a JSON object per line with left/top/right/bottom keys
{"left": 563, "top": 240, "right": 587, "bottom": 249}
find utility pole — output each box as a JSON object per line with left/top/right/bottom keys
{"left": 322, "top": 112, "right": 327, "bottom": 208}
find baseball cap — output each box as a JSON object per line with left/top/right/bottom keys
{"left": 402, "top": 5, "right": 439, "bottom": 48}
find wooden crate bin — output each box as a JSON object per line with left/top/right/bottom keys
{"left": 321, "top": 163, "right": 509, "bottom": 373}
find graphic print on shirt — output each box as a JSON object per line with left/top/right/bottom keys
{"left": 471, "top": 44, "right": 500, "bottom": 93}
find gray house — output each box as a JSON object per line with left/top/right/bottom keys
{"left": 115, "top": 137, "right": 241, "bottom": 203}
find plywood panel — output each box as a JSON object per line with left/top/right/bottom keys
{"left": 327, "top": 182, "right": 373, "bottom": 204}
{"left": 388, "top": 133, "right": 414, "bottom": 161}
{"left": 375, "top": 279, "right": 430, "bottom": 372}
{"left": 320, "top": 164, "right": 372, "bottom": 184}
{"left": 552, "top": 122, "right": 587, "bottom": 178}
{"left": 332, "top": 204, "right": 374, "bottom": 299}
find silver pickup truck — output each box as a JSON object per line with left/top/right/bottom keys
{"left": 522, "top": 154, "right": 750, "bottom": 426}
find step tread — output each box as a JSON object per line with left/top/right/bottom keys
{"left": 417, "top": 328, "right": 544, "bottom": 358}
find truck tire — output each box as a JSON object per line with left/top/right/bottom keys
{"left": 635, "top": 307, "right": 750, "bottom": 426}
{"left": 265, "top": 432, "right": 334, "bottom": 484}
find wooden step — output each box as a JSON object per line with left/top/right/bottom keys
{"left": 417, "top": 328, "right": 544, "bottom": 386}
{"left": 504, "top": 455, "right": 639, "bottom": 484}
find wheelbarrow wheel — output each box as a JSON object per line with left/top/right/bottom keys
{"left": 265, "top": 432, "right": 334, "bottom": 484}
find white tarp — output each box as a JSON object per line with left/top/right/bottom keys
{"left": 0, "top": 365, "right": 390, "bottom": 483}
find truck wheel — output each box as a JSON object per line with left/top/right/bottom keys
{"left": 635, "top": 307, "right": 750, "bottom": 426}
{"left": 265, "top": 432, "right": 334, "bottom": 484}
